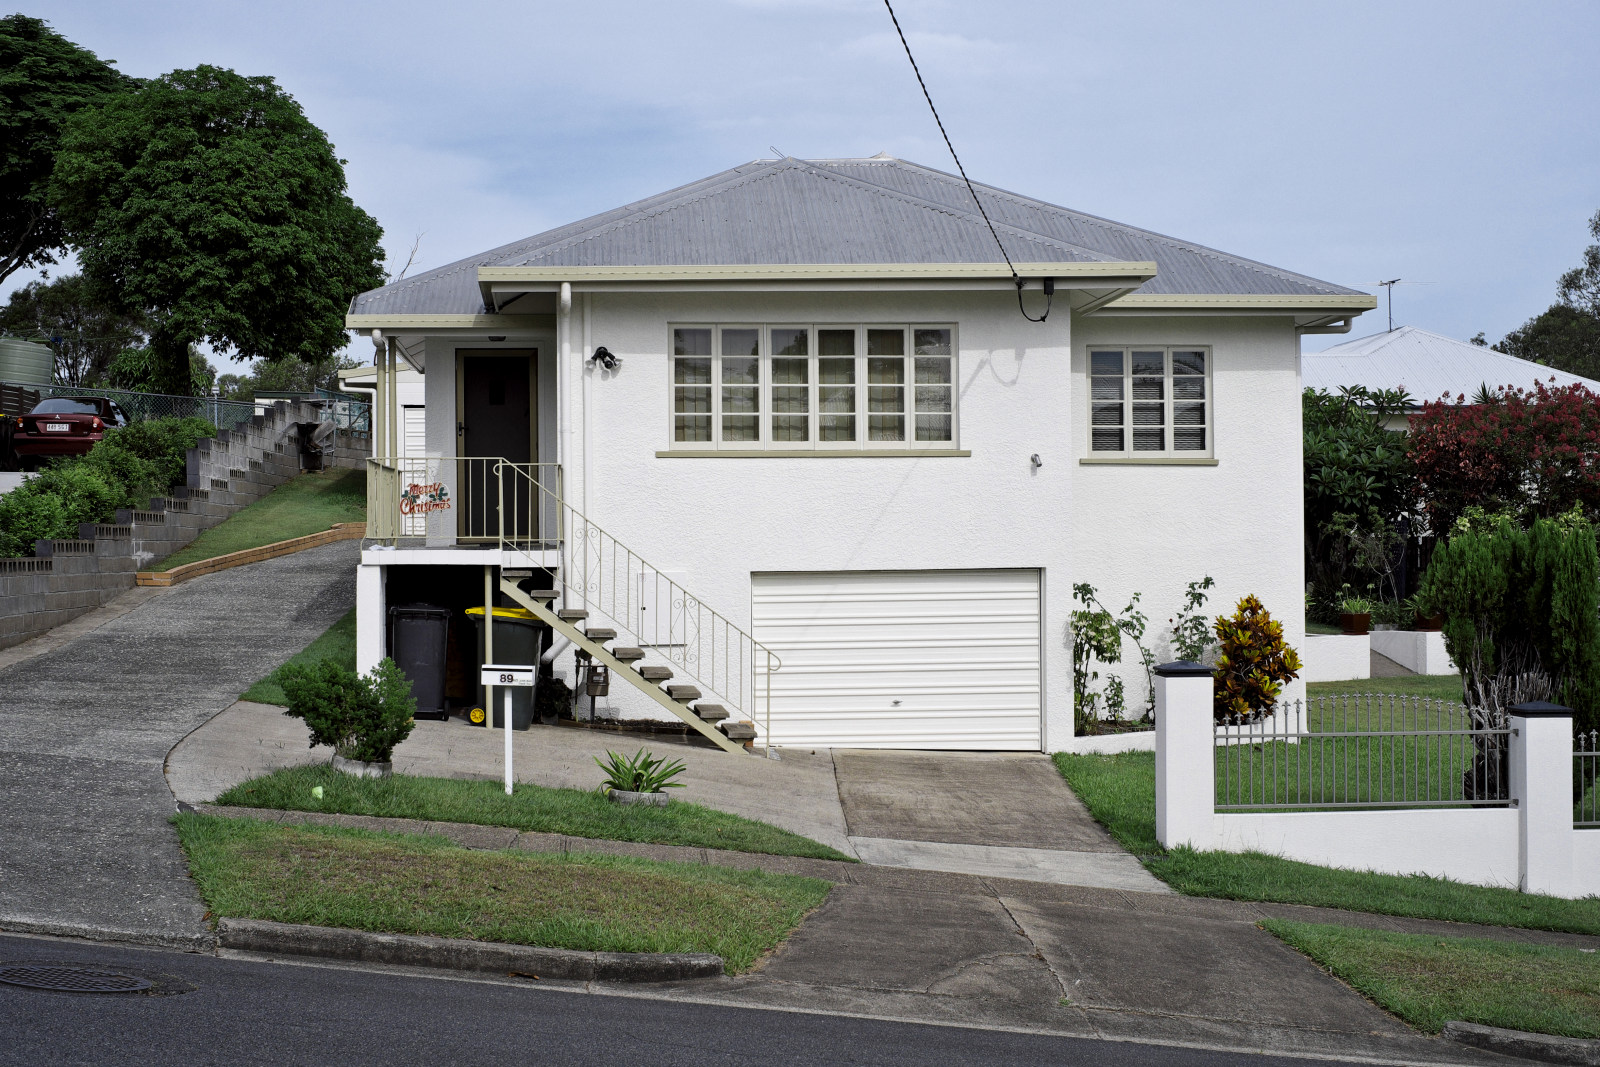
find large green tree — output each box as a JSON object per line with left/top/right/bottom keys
{"left": 0, "top": 14, "right": 132, "bottom": 285}
{"left": 0, "top": 272, "right": 148, "bottom": 385}
{"left": 49, "top": 65, "right": 385, "bottom": 396}
{"left": 1495, "top": 209, "right": 1600, "bottom": 378}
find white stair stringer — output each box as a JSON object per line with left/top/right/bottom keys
{"left": 499, "top": 579, "right": 748, "bottom": 755}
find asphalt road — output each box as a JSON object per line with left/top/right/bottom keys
{"left": 0, "top": 934, "right": 1383, "bottom": 1067}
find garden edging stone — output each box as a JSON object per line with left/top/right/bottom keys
{"left": 216, "top": 917, "right": 724, "bottom": 982}
{"left": 1442, "top": 1020, "right": 1600, "bottom": 1066}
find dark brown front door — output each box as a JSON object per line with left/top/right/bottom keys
{"left": 458, "top": 351, "right": 535, "bottom": 541}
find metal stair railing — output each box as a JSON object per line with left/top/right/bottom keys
{"left": 495, "top": 461, "right": 780, "bottom": 750}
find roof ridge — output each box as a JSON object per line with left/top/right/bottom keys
{"left": 827, "top": 158, "right": 1362, "bottom": 297}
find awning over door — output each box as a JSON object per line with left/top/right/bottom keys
{"left": 752, "top": 569, "right": 1042, "bottom": 750}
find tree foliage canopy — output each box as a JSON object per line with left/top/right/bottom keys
{"left": 49, "top": 65, "right": 385, "bottom": 395}
{"left": 0, "top": 273, "right": 148, "bottom": 386}
{"left": 1493, "top": 209, "right": 1600, "bottom": 379}
{"left": 0, "top": 14, "right": 132, "bottom": 285}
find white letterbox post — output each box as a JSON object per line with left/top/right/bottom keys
{"left": 481, "top": 665, "right": 535, "bottom": 796}
{"left": 1509, "top": 701, "right": 1575, "bottom": 897}
{"left": 1155, "top": 660, "right": 1216, "bottom": 851}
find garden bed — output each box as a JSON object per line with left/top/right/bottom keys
{"left": 175, "top": 814, "right": 831, "bottom": 974}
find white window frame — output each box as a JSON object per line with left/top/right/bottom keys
{"left": 1085, "top": 345, "right": 1212, "bottom": 458}
{"left": 667, "top": 323, "right": 959, "bottom": 452}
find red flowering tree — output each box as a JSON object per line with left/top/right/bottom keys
{"left": 1409, "top": 381, "right": 1600, "bottom": 534}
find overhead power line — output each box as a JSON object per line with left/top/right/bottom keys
{"left": 882, "top": 0, "right": 1052, "bottom": 323}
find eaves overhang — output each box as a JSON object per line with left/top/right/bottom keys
{"left": 476, "top": 261, "right": 1157, "bottom": 308}
{"left": 1092, "top": 293, "right": 1378, "bottom": 317}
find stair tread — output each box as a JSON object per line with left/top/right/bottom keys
{"left": 520, "top": 588, "right": 559, "bottom": 600}
{"left": 611, "top": 647, "right": 645, "bottom": 661}
{"left": 637, "top": 665, "right": 674, "bottom": 681}
{"left": 585, "top": 628, "right": 617, "bottom": 642}
{"left": 666, "top": 685, "right": 702, "bottom": 701}
{"left": 557, "top": 608, "right": 589, "bottom": 620}
{"left": 720, "top": 721, "right": 757, "bottom": 740}
{"left": 693, "top": 703, "right": 729, "bottom": 722}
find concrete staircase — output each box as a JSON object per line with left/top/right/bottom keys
{"left": 499, "top": 578, "right": 756, "bottom": 755}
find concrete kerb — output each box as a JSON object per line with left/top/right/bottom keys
{"left": 217, "top": 918, "right": 724, "bottom": 982}
{"left": 1442, "top": 1020, "right": 1600, "bottom": 1066}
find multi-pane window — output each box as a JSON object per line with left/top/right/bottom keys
{"left": 1088, "top": 347, "right": 1209, "bottom": 454}
{"left": 670, "top": 325, "right": 956, "bottom": 450}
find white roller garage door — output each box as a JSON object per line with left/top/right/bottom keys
{"left": 752, "top": 570, "right": 1041, "bottom": 750}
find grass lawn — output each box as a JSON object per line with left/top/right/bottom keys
{"left": 1306, "top": 621, "right": 1343, "bottom": 635}
{"left": 175, "top": 814, "right": 830, "bottom": 974}
{"left": 1262, "top": 920, "right": 1600, "bottom": 1037}
{"left": 1309, "top": 675, "right": 1463, "bottom": 702}
{"left": 217, "top": 763, "right": 855, "bottom": 862}
{"left": 153, "top": 467, "right": 366, "bottom": 571}
{"left": 239, "top": 608, "right": 355, "bottom": 705}
{"left": 1053, "top": 750, "right": 1600, "bottom": 934}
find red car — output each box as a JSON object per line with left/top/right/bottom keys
{"left": 12, "top": 397, "right": 130, "bottom": 468}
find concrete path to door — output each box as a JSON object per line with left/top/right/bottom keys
{"left": 832, "top": 750, "right": 1168, "bottom": 893}
{"left": 0, "top": 540, "right": 359, "bottom": 948}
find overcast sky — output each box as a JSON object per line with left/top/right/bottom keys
{"left": 11, "top": 0, "right": 1600, "bottom": 370}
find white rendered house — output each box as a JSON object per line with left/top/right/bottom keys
{"left": 348, "top": 155, "right": 1375, "bottom": 754}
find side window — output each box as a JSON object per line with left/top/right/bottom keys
{"left": 1088, "top": 346, "right": 1211, "bottom": 456}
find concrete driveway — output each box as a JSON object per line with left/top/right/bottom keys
{"left": 0, "top": 541, "right": 359, "bottom": 947}
{"left": 832, "top": 750, "right": 1166, "bottom": 892}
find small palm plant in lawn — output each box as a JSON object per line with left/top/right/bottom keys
{"left": 596, "top": 749, "right": 688, "bottom": 807}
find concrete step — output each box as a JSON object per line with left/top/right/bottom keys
{"left": 637, "top": 665, "right": 673, "bottom": 682}
{"left": 666, "top": 685, "right": 701, "bottom": 702}
{"left": 693, "top": 703, "right": 729, "bottom": 723}
{"left": 520, "top": 588, "right": 559, "bottom": 601}
{"left": 611, "top": 647, "right": 645, "bottom": 662}
{"left": 557, "top": 608, "right": 588, "bottom": 621}
{"left": 585, "top": 628, "right": 617, "bottom": 643}
{"left": 720, "top": 721, "right": 757, "bottom": 741}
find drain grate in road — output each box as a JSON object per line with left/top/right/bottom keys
{"left": 0, "top": 964, "right": 153, "bottom": 994}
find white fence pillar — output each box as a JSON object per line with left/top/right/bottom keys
{"left": 1155, "top": 660, "right": 1216, "bottom": 850}
{"left": 1510, "top": 701, "right": 1574, "bottom": 896}
{"left": 355, "top": 562, "right": 385, "bottom": 675}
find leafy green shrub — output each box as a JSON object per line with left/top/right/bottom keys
{"left": 279, "top": 657, "right": 417, "bottom": 764}
{"left": 538, "top": 675, "right": 573, "bottom": 722}
{"left": 1213, "top": 595, "right": 1302, "bottom": 720}
{"left": 594, "top": 749, "right": 687, "bottom": 795}
{"left": 98, "top": 416, "right": 215, "bottom": 490}
{"left": 0, "top": 489, "right": 66, "bottom": 558}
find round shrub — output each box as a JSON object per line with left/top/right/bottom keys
{"left": 279, "top": 657, "right": 417, "bottom": 765}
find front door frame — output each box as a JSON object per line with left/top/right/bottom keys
{"left": 455, "top": 348, "right": 539, "bottom": 542}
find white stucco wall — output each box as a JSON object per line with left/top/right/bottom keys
{"left": 385, "top": 300, "right": 1309, "bottom": 753}
{"left": 1071, "top": 316, "right": 1307, "bottom": 717}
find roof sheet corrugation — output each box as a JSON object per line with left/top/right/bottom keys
{"left": 351, "top": 156, "right": 1364, "bottom": 317}
{"left": 1304, "top": 326, "right": 1600, "bottom": 402}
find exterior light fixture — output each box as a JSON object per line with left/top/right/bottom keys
{"left": 589, "top": 346, "right": 621, "bottom": 371}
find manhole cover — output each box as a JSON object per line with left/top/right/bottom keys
{"left": 0, "top": 964, "right": 152, "bottom": 993}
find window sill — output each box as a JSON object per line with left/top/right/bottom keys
{"left": 656, "top": 449, "right": 971, "bottom": 458}
{"left": 1079, "top": 456, "right": 1218, "bottom": 466}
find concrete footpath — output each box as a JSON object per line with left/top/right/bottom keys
{"left": 0, "top": 540, "right": 359, "bottom": 947}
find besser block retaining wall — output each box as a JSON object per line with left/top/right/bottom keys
{"left": 0, "top": 401, "right": 368, "bottom": 650}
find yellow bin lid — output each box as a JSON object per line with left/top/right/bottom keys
{"left": 464, "top": 606, "right": 536, "bottom": 620}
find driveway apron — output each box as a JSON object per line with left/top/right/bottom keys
{"left": 0, "top": 540, "right": 358, "bottom": 945}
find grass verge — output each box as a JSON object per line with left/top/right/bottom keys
{"left": 153, "top": 467, "right": 366, "bottom": 571}
{"left": 1053, "top": 750, "right": 1600, "bottom": 934}
{"left": 1308, "top": 675, "right": 1463, "bottom": 701}
{"left": 1262, "top": 920, "right": 1600, "bottom": 1037}
{"left": 175, "top": 814, "right": 830, "bottom": 974}
{"left": 239, "top": 608, "right": 356, "bottom": 705}
{"left": 217, "top": 763, "right": 855, "bottom": 862}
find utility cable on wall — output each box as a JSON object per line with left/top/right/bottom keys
{"left": 882, "top": 0, "right": 1052, "bottom": 323}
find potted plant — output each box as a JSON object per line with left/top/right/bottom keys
{"left": 595, "top": 748, "right": 686, "bottom": 806}
{"left": 279, "top": 658, "right": 417, "bottom": 778}
{"left": 1337, "top": 593, "right": 1375, "bottom": 635}
{"left": 1406, "top": 592, "right": 1443, "bottom": 631}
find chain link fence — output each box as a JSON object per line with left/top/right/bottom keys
{"left": 5, "top": 381, "right": 369, "bottom": 435}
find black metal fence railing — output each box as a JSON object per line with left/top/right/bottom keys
{"left": 1577, "top": 731, "right": 1600, "bottom": 827}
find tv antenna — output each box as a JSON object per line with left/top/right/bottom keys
{"left": 1376, "top": 278, "right": 1401, "bottom": 332}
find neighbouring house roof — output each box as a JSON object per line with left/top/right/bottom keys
{"left": 1304, "top": 326, "right": 1600, "bottom": 404}
{"left": 350, "top": 155, "right": 1369, "bottom": 319}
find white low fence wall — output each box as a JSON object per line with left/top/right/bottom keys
{"left": 1301, "top": 634, "right": 1369, "bottom": 682}
{"left": 1369, "top": 628, "right": 1456, "bottom": 675}
{"left": 1154, "top": 662, "right": 1595, "bottom": 899}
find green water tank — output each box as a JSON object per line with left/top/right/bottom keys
{"left": 0, "top": 338, "right": 53, "bottom": 385}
